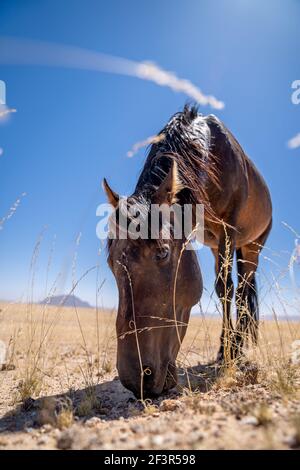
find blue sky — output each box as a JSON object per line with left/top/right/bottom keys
{"left": 0, "top": 0, "right": 299, "bottom": 313}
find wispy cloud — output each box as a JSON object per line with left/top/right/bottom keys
{"left": 136, "top": 62, "right": 224, "bottom": 109}
{"left": 0, "top": 106, "right": 17, "bottom": 121}
{"left": 0, "top": 37, "right": 224, "bottom": 110}
{"left": 287, "top": 133, "right": 300, "bottom": 149}
{"left": 127, "top": 133, "right": 165, "bottom": 157}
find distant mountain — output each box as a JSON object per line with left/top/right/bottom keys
{"left": 39, "top": 294, "right": 92, "bottom": 309}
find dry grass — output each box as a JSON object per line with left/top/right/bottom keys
{"left": 0, "top": 300, "right": 299, "bottom": 449}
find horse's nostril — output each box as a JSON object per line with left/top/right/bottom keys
{"left": 143, "top": 365, "right": 152, "bottom": 377}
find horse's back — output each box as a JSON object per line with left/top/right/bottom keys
{"left": 203, "top": 113, "right": 272, "bottom": 245}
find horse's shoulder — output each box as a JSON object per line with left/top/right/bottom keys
{"left": 204, "top": 114, "right": 228, "bottom": 135}
{"left": 204, "top": 114, "right": 245, "bottom": 154}
{"left": 204, "top": 113, "right": 219, "bottom": 122}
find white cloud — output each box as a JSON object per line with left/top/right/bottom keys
{"left": 0, "top": 37, "right": 224, "bottom": 110}
{"left": 137, "top": 62, "right": 224, "bottom": 109}
{"left": 288, "top": 133, "right": 300, "bottom": 149}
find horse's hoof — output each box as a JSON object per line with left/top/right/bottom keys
{"left": 216, "top": 346, "right": 242, "bottom": 365}
{"left": 216, "top": 350, "right": 224, "bottom": 364}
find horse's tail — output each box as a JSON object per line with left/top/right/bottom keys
{"left": 247, "top": 276, "right": 259, "bottom": 344}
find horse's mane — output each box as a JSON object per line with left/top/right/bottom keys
{"left": 134, "top": 105, "right": 220, "bottom": 220}
{"left": 107, "top": 105, "right": 222, "bottom": 252}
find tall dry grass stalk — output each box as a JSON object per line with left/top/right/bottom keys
{"left": 0, "top": 192, "right": 26, "bottom": 231}
{"left": 1, "top": 229, "right": 106, "bottom": 404}
{"left": 0, "top": 218, "right": 299, "bottom": 419}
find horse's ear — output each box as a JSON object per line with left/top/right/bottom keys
{"left": 153, "top": 160, "right": 183, "bottom": 205}
{"left": 102, "top": 178, "right": 119, "bottom": 208}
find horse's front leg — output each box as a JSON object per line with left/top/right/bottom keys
{"left": 212, "top": 229, "right": 236, "bottom": 364}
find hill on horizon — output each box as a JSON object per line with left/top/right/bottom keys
{"left": 39, "top": 294, "right": 92, "bottom": 309}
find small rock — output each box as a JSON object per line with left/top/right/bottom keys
{"left": 215, "top": 414, "right": 227, "bottom": 421}
{"left": 0, "top": 437, "right": 8, "bottom": 447}
{"left": 241, "top": 416, "right": 259, "bottom": 426}
{"left": 213, "top": 429, "right": 221, "bottom": 438}
{"left": 56, "top": 429, "right": 74, "bottom": 450}
{"left": 283, "top": 435, "right": 300, "bottom": 449}
{"left": 25, "top": 427, "right": 34, "bottom": 433}
{"left": 53, "top": 428, "right": 61, "bottom": 438}
{"left": 85, "top": 417, "right": 102, "bottom": 427}
{"left": 136, "top": 436, "right": 150, "bottom": 449}
{"left": 149, "top": 423, "right": 161, "bottom": 434}
{"left": 130, "top": 423, "right": 143, "bottom": 434}
{"left": 42, "top": 424, "right": 53, "bottom": 433}
{"left": 37, "top": 436, "right": 49, "bottom": 445}
{"left": 188, "top": 431, "right": 204, "bottom": 445}
{"left": 160, "top": 399, "right": 183, "bottom": 412}
{"left": 151, "top": 435, "right": 165, "bottom": 446}
{"left": 164, "top": 432, "right": 179, "bottom": 445}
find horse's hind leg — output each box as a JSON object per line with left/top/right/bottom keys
{"left": 235, "top": 222, "right": 272, "bottom": 355}
{"left": 212, "top": 230, "right": 236, "bottom": 363}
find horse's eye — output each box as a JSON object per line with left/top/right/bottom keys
{"left": 155, "top": 245, "right": 170, "bottom": 262}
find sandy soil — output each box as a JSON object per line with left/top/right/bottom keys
{"left": 0, "top": 303, "right": 299, "bottom": 450}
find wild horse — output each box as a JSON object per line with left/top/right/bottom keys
{"left": 104, "top": 105, "right": 272, "bottom": 398}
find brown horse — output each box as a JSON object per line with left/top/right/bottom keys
{"left": 104, "top": 105, "right": 272, "bottom": 398}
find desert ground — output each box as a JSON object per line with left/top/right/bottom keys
{"left": 0, "top": 302, "right": 299, "bottom": 450}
